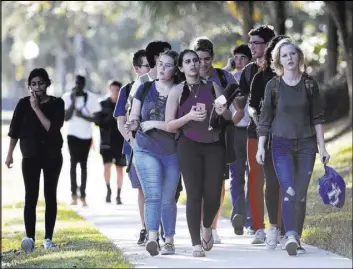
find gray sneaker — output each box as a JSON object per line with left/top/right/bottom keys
{"left": 21, "top": 237, "right": 35, "bottom": 253}
{"left": 160, "top": 243, "right": 175, "bottom": 255}
{"left": 43, "top": 238, "right": 56, "bottom": 250}
{"left": 251, "top": 229, "right": 266, "bottom": 244}
{"left": 265, "top": 227, "right": 279, "bottom": 250}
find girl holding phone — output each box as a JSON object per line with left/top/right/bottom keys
{"left": 5, "top": 68, "right": 65, "bottom": 253}
{"left": 165, "top": 49, "right": 232, "bottom": 257}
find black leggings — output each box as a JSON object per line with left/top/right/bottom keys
{"left": 67, "top": 135, "right": 92, "bottom": 198}
{"left": 177, "top": 136, "right": 225, "bottom": 246}
{"left": 22, "top": 154, "right": 63, "bottom": 241}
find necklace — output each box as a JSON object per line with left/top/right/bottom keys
{"left": 188, "top": 82, "right": 201, "bottom": 98}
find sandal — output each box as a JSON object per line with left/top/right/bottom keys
{"left": 192, "top": 245, "right": 205, "bottom": 257}
{"left": 201, "top": 228, "right": 214, "bottom": 251}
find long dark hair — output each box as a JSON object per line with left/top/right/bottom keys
{"left": 176, "top": 49, "right": 199, "bottom": 83}
{"left": 262, "top": 35, "right": 290, "bottom": 72}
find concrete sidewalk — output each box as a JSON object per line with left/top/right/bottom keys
{"left": 2, "top": 134, "right": 352, "bottom": 268}
{"left": 72, "top": 187, "right": 352, "bottom": 268}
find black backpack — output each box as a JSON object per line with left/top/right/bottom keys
{"left": 215, "top": 68, "right": 228, "bottom": 89}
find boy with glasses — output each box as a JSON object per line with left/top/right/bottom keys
{"left": 235, "top": 25, "right": 276, "bottom": 244}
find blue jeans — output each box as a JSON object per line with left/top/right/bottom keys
{"left": 272, "top": 135, "right": 317, "bottom": 238}
{"left": 229, "top": 164, "right": 253, "bottom": 228}
{"left": 133, "top": 142, "right": 180, "bottom": 237}
{"left": 229, "top": 127, "right": 253, "bottom": 228}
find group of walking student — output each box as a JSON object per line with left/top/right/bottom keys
{"left": 5, "top": 24, "right": 331, "bottom": 258}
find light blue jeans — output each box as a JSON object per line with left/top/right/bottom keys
{"left": 133, "top": 142, "right": 180, "bottom": 237}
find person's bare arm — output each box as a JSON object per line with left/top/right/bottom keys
{"left": 117, "top": 116, "right": 129, "bottom": 141}
{"left": 5, "top": 138, "right": 18, "bottom": 168}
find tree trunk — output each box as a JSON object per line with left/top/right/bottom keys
{"left": 325, "top": 1, "right": 353, "bottom": 119}
{"left": 325, "top": 15, "right": 338, "bottom": 82}
{"left": 240, "top": 1, "right": 254, "bottom": 42}
{"left": 74, "top": 31, "right": 85, "bottom": 76}
{"left": 55, "top": 46, "right": 66, "bottom": 95}
{"left": 274, "top": 1, "right": 285, "bottom": 35}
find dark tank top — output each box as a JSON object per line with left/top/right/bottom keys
{"left": 177, "top": 80, "right": 220, "bottom": 143}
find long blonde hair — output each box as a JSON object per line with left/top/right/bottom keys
{"left": 271, "top": 39, "right": 305, "bottom": 76}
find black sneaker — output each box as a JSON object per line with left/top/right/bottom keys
{"left": 116, "top": 196, "right": 122, "bottom": 205}
{"left": 156, "top": 237, "right": 161, "bottom": 251}
{"left": 297, "top": 239, "right": 306, "bottom": 254}
{"left": 231, "top": 214, "right": 244, "bottom": 235}
{"left": 137, "top": 229, "right": 147, "bottom": 245}
{"left": 106, "top": 189, "right": 111, "bottom": 203}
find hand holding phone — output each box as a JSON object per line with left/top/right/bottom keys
{"left": 196, "top": 103, "right": 206, "bottom": 113}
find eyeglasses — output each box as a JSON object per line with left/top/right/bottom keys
{"left": 248, "top": 41, "right": 266, "bottom": 46}
{"left": 138, "top": 64, "right": 150, "bottom": 68}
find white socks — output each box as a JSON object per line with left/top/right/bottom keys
{"left": 148, "top": 231, "right": 158, "bottom": 241}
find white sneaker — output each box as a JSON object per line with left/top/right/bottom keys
{"left": 212, "top": 229, "right": 221, "bottom": 244}
{"left": 265, "top": 227, "right": 279, "bottom": 250}
{"left": 285, "top": 235, "right": 298, "bottom": 256}
{"left": 43, "top": 238, "right": 56, "bottom": 250}
{"left": 251, "top": 229, "right": 266, "bottom": 244}
{"left": 21, "top": 237, "right": 35, "bottom": 253}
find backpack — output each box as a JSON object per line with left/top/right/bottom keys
{"left": 318, "top": 165, "right": 346, "bottom": 208}
{"left": 126, "top": 80, "right": 154, "bottom": 117}
{"left": 244, "top": 62, "right": 259, "bottom": 91}
{"left": 215, "top": 68, "right": 228, "bottom": 89}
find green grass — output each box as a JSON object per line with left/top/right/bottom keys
{"left": 1, "top": 201, "right": 132, "bottom": 268}
{"left": 302, "top": 142, "right": 352, "bottom": 258}
{"left": 178, "top": 140, "right": 352, "bottom": 259}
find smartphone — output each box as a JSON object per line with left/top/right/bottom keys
{"left": 196, "top": 103, "right": 206, "bottom": 112}
{"left": 231, "top": 58, "right": 236, "bottom": 69}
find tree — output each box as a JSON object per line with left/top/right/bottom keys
{"left": 324, "top": 1, "right": 353, "bottom": 120}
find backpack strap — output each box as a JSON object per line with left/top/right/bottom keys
{"left": 303, "top": 73, "right": 314, "bottom": 101}
{"left": 271, "top": 76, "right": 281, "bottom": 113}
{"left": 125, "top": 80, "right": 135, "bottom": 98}
{"left": 245, "top": 63, "right": 258, "bottom": 87}
{"left": 140, "top": 81, "right": 154, "bottom": 105}
{"left": 215, "top": 68, "right": 228, "bottom": 89}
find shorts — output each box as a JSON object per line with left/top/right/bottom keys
{"left": 125, "top": 152, "right": 141, "bottom": 189}
{"left": 100, "top": 148, "right": 127, "bottom": 167}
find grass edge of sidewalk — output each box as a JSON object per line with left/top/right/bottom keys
{"left": 1, "top": 200, "right": 133, "bottom": 268}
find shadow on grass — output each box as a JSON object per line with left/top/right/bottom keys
{"left": 1, "top": 201, "right": 132, "bottom": 268}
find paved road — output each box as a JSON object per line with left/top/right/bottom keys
{"left": 2, "top": 127, "right": 352, "bottom": 268}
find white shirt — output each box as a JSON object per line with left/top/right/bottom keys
{"left": 62, "top": 90, "right": 102, "bottom": 139}
{"left": 129, "top": 73, "right": 153, "bottom": 99}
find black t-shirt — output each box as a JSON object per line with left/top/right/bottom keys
{"left": 8, "top": 96, "right": 65, "bottom": 158}
{"left": 96, "top": 97, "right": 124, "bottom": 151}
{"left": 239, "top": 62, "right": 259, "bottom": 138}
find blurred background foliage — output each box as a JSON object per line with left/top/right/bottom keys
{"left": 1, "top": 1, "right": 352, "bottom": 125}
